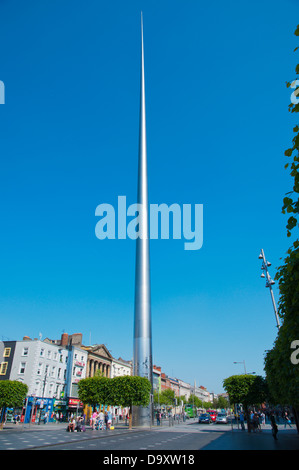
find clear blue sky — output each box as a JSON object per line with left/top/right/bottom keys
{"left": 0, "top": 0, "right": 298, "bottom": 393}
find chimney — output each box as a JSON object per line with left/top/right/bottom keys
{"left": 61, "top": 333, "right": 69, "bottom": 347}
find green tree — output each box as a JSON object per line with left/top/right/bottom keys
{"left": 78, "top": 375, "right": 151, "bottom": 429}
{"left": 217, "top": 396, "right": 229, "bottom": 410}
{"left": 203, "top": 401, "right": 212, "bottom": 410}
{"left": 111, "top": 376, "right": 151, "bottom": 429}
{"left": 0, "top": 380, "right": 28, "bottom": 428}
{"left": 78, "top": 376, "right": 112, "bottom": 411}
{"left": 158, "top": 389, "right": 175, "bottom": 406}
{"left": 188, "top": 394, "right": 202, "bottom": 408}
{"left": 264, "top": 24, "right": 299, "bottom": 432}
{"left": 223, "top": 375, "right": 267, "bottom": 432}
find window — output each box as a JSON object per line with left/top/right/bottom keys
{"left": 40, "top": 348, "right": 45, "bottom": 357}
{"left": 37, "top": 363, "right": 43, "bottom": 375}
{"left": 3, "top": 348, "right": 11, "bottom": 357}
{"left": 49, "top": 383, "right": 54, "bottom": 397}
{"left": 47, "top": 350, "right": 51, "bottom": 359}
{"left": 22, "top": 347, "right": 29, "bottom": 356}
{"left": 19, "top": 362, "right": 26, "bottom": 374}
{"left": 0, "top": 362, "right": 8, "bottom": 375}
{"left": 51, "top": 366, "right": 56, "bottom": 378}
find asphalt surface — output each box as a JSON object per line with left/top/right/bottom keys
{"left": 0, "top": 419, "right": 298, "bottom": 452}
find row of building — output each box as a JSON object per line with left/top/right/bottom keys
{"left": 0, "top": 332, "right": 215, "bottom": 422}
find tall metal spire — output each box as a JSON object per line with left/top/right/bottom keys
{"left": 132, "top": 12, "right": 153, "bottom": 428}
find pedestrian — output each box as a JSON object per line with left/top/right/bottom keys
{"left": 156, "top": 411, "right": 161, "bottom": 426}
{"left": 98, "top": 410, "right": 104, "bottom": 430}
{"left": 67, "top": 417, "right": 76, "bottom": 432}
{"left": 284, "top": 412, "right": 292, "bottom": 428}
{"left": 91, "top": 410, "right": 97, "bottom": 430}
{"left": 75, "top": 416, "right": 83, "bottom": 432}
{"left": 270, "top": 413, "right": 278, "bottom": 440}
{"left": 239, "top": 411, "right": 245, "bottom": 431}
{"left": 107, "top": 410, "right": 112, "bottom": 429}
{"left": 43, "top": 412, "right": 48, "bottom": 424}
{"left": 254, "top": 412, "right": 261, "bottom": 432}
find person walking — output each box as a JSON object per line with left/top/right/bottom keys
{"left": 284, "top": 412, "right": 292, "bottom": 428}
{"left": 239, "top": 411, "right": 245, "bottom": 431}
{"left": 98, "top": 410, "right": 104, "bottom": 430}
{"left": 270, "top": 413, "right": 278, "bottom": 440}
{"left": 91, "top": 410, "right": 97, "bottom": 430}
{"left": 107, "top": 410, "right": 112, "bottom": 429}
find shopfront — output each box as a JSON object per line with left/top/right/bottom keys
{"left": 53, "top": 399, "right": 67, "bottom": 422}
{"left": 21, "top": 397, "right": 55, "bottom": 424}
{"left": 67, "top": 398, "right": 84, "bottom": 420}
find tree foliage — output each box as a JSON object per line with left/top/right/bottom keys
{"left": 284, "top": 24, "right": 299, "bottom": 236}
{"left": 77, "top": 376, "right": 112, "bottom": 409}
{"left": 188, "top": 394, "right": 202, "bottom": 408}
{"left": 264, "top": 24, "right": 299, "bottom": 413}
{"left": 110, "top": 375, "right": 151, "bottom": 409}
{"left": 78, "top": 375, "right": 151, "bottom": 409}
{"left": 78, "top": 375, "right": 151, "bottom": 429}
{"left": 222, "top": 375, "right": 268, "bottom": 408}
{"left": 0, "top": 380, "right": 28, "bottom": 410}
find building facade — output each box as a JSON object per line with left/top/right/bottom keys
{"left": 82, "top": 344, "right": 113, "bottom": 378}
{"left": 111, "top": 357, "right": 132, "bottom": 378}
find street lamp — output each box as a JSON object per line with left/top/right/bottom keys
{"left": 233, "top": 361, "right": 256, "bottom": 375}
{"left": 258, "top": 249, "right": 281, "bottom": 329}
{"left": 233, "top": 360, "right": 247, "bottom": 374}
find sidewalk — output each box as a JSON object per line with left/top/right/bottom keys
{"left": 0, "top": 421, "right": 131, "bottom": 433}
{"left": 0, "top": 416, "right": 190, "bottom": 433}
{"left": 201, "top": 426, "right": 299, "bottom": 450}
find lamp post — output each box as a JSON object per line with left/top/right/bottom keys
{"left": 259, "top": 249, "right": 281, "bottom": 329}
{"left": 233, "top": 360, "right": 247, "bottom": 374}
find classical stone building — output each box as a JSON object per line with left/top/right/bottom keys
{"left": 82, "top": 344, "right": 113, "bottom": 378}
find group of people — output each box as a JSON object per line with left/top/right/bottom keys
{"left": 237, "top": 408, "right": 293, "bottom": 440}
{"left": 90, "top": 410, "right": 113, "bottom": 430}
{"left": 67, "top": 416, "right": 85, "bottom": 432}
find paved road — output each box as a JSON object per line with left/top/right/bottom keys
{"left": 0, "top": 420, "right": 298, "bottom": 451}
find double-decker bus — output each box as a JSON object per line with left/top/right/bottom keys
{"left": 184, "top": 404, "right": 196, "bottom": 418}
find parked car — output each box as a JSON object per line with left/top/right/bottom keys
{"left": 215, "top": 413, "right": 228, "bottom": 424}
{"left": 198, "top": 413, "right": 212, "bottom": 424}
{"left": 208, "top": 411, "right": 217, "bottom": 422}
